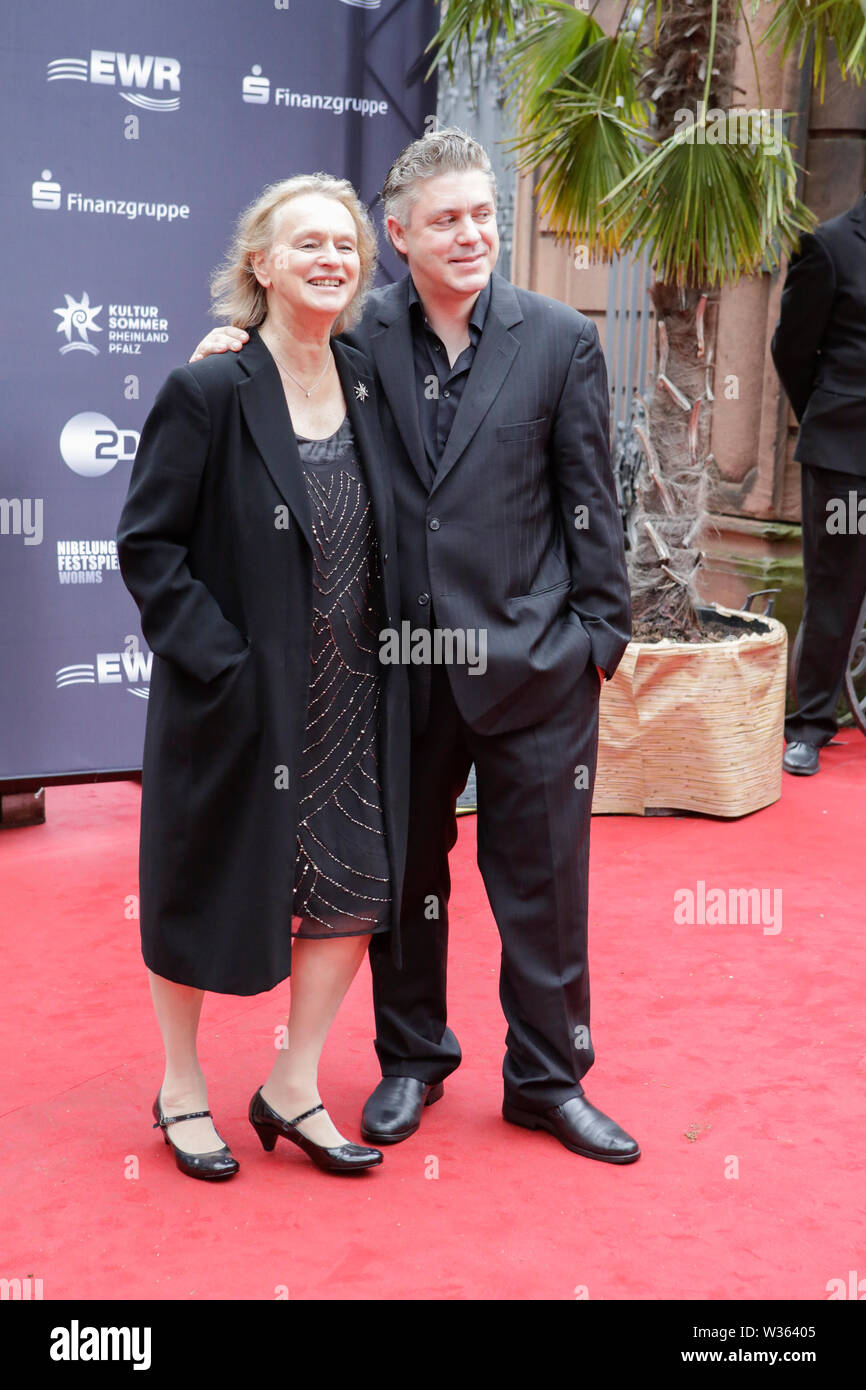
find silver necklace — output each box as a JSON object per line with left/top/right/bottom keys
{"left": 270, "top": 341, "right": 333, "bottom": 398}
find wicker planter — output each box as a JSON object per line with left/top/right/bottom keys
{"left": 592, "top": 604, "right": 788, "bottom": 817}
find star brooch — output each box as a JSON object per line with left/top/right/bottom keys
{"left": 354, "top": 380, "right": 368, "bottom": 403}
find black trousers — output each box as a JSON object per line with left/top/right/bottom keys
{"left": 368, "top": 655, "right": 601, "bottom": 1110}
{"left": 786, "top": 463, "right": 866, "bottom": 746}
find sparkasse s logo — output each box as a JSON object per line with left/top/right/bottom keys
{"left": 241, "top": 66, "right": 389, "bottom": 118}
{"left": 33, "top": 170, "right": 61, "bottom": 209}
{"left": 32, "top": 170, "right": 190, "bottom": 223}
{"left": 242, "top": 66, "right": 270, "bottom": 104}
{"left": 46, "top": 51, "right": 181, "bottom": 111}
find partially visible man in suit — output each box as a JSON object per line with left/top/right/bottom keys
{"left": 772, "top": 192, "right": 866, "bottom": 775}
{"left": 193, "top": 128, "right": 639, "bottom": 1163}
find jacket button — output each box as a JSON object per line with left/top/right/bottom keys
{"left": 418, "top": 592, "right": 430, "bottom": 606}
{"left": 383, "top": 551, "right": 389, "bottom": 563}
{"left": 428, "top": 518, "right": 440, "bottom": 531}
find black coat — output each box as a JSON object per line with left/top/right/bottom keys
{"left": 771, "top": 194, "right": 866, "bottom": 477}
{"left": 343, "top": 272, "right": 631, "bottom": 735}
{"left": 116, "top": 329, "right": 410, "bottom": 995}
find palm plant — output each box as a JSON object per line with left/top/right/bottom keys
{"left": 430, "top": 0, "right": 866, "bottom": 639}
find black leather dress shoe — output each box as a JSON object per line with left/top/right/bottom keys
{"left": 783, "top": 741, "right": 820, "bottom": 775}
{"left": 503, "top": 1094, "right": 640, "bottom": 1164}
{"left": 152, "top": 1092, "right": 239, "bottom": 1181}
{"left": 249, "top": 1089, "right": 382, "bottom": 1173}
{"left": 360, "top": 1076, "right": 445, "bottom": 1144}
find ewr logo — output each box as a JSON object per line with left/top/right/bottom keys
{"left": 56, "top": 637, "right": 151, "bottom": 699}
{"left": 47, "top": 51, "right": 181, "bottom": 111}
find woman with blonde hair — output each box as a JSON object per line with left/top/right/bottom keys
{"left": 117, "top": 174, "right": 409, "bottom": 1179}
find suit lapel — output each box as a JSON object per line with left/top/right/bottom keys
{"left": 850, "top": 193, "right": 866, "bottom": 242}
{"left": 237, "top": 329, "right": 313, "bottom": 549}
{"left": 368, "top": 279, "right": 431, "bottom": 488}
{"left": 333, "top": 340, "right": 399, "bottom": 621}
{"left": 430, "top": 274, "right": 523, "bottom": 495}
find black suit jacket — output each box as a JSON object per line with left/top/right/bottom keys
{"left": 343, "top": 271, "right": 631, "bottom": 735}
{"left": 117, "top": 330, "right": 410, "bottom": 991}
{"left": 771, "top": 194, "right": 866, "bottom": 477}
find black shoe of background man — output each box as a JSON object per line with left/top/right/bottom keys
{"left": 361, "top": 1076, "right": 445, "bottom": 1145}
{"left": 783, "top": 741, "right": 820, "bottom": 775}
{"left": 503, "top": 1093, "right": 641, "bottom": 1164}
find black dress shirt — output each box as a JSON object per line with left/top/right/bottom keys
{"left": 408, "top": 275, "right": 492, "bottom": 476}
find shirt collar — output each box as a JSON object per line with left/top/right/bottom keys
{"left": 408, "top": 273, "right": 493, "bottom": 340}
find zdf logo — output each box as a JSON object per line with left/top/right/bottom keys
{"left": 60, "top": 413, "right": 139, "bottom": 477}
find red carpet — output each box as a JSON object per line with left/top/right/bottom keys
{"left": 1, "top": 733, "right": 864, "bottom": 1300}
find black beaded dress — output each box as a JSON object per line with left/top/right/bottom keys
{"left": 291, "top": 413, "right": 391, "bottom": 939}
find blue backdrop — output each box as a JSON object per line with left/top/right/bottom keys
{"left": 0, "top": 0, "right": 436, "bottom": 782}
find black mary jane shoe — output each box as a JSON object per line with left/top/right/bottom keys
{"left": 249, "top": 1088, "right": 382, "bottom": 1173}
{"left": 152, "top": 1092, "right": 239, "bottom": 1181}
